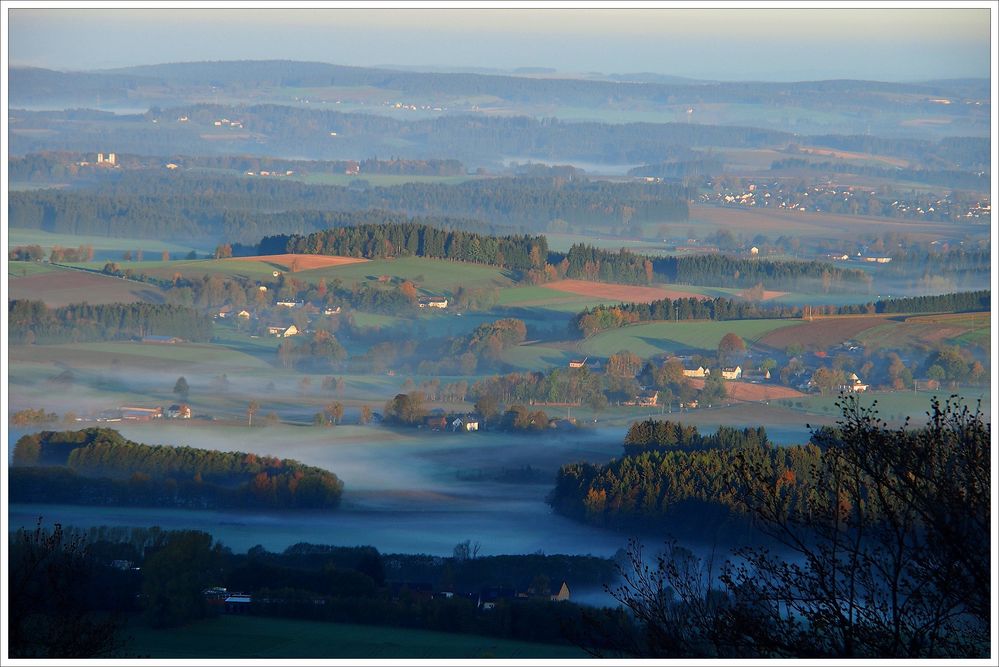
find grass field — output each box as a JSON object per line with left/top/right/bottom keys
{"left": 785, "top": 387, "right": 991, "bottom": 421}
{"left": 7, "top": 261, "right": 61, "bottom": 278}
{"left": 580, "top": 319, "right": 801, "bottom": 358}
{"left": 7, "top": 228, "right": 205, "bottom": 255}
{"left": 500, "top": 343, "right": 576, "bottom": 370}
{"left": 122, "top": 256, "right": 517, "bottom": 294}
{"left": 125, "top": 615, "right": 585, "bottom": 659}
{"left": 299, "top": 256, "right": 517, "bottom": 293}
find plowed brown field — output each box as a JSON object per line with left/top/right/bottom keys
{"left": 227, "top": 254, "right": 369, "bottom": 270}
{"left": 542, "top": 279, "right": 705, "bottom": 303}
{"left": 688, "top": 378, "right": 806, "bottom": 402}
{"left": 758, "top": 316, "right": 889, "bottom": 350}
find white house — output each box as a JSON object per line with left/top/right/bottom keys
{"left": 720, "top": 366, "right": 742, "bottom": 380}
{"left": 418, "top": 296, "right": 448, "bottom": 309}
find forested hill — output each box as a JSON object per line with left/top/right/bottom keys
{"left": 11, "top": 428, "right": 345, "bottom": 510}
{"left": 548, "top": 422, "right": 820, "bottom": 533}
{"left": 8, "top": 172, "right": 687, "bottom": 241}
{"left": 13, "top": 61, "right": 988, "bottom": 111}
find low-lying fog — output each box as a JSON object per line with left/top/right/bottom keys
{"left": 8, "top": 420, "right": 814, "bottom": 557}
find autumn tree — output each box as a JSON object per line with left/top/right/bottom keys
{"left": 384, "top": 392, "right": 426, "bottom": 426}
{"left": 325, "top": 402, "right": 344, "bottom": 425}
{"left": 606, "top": 350, "right": 643, "bottom": 378}
{"left": 359, "top": 405, "right": 373, "bottom": 425}
{"left": 717, "top": 333, "right": 746, "bottom": 366}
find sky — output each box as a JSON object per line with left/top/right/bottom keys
{"left": 5, "top": 4, "right": 994, "bottom": 82}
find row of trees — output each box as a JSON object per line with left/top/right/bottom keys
{"left": 572, "top": 289, "right": 990, "bottom": 337}
{"left": 549, "top": 244, "right": 871, "bottom": 291}
{"left": 270, "top": 222, "right": 549, "bottom": 272}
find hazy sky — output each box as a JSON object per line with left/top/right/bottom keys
{"left": 6, "top": 5, "right": 993, "bottom": 82}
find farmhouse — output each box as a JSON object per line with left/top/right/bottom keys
{"left": 636, "top": 390, "right": 659, "bottom": 407}
{"left": 418, "top": 296, "right": 449, "bottom": 309}
{"left": 276, "top": 300, "right": 304, "bottom": 308}
{"left": 166, "top": 404, "right": 192, "bottom": 419}
{"left": 682, "top": 365, "right": 709, "bottom": 378}
{"left": 720, "top": 366, "right": 743, "bottom": 380}
{"left": 237, "top": 310, "right": 252, "bottom": 319}
{"left": 451, "top": 415, "right": 480, "bottom": 432}
{"left": 550, "top": 581, "right": 571, "bottom": 602}
{"left": 223, "top": 594, "right": 253, "bottom": 614}
{"left": 120, "top": 406, "right": 163, "bottom": 421}
{"left": 568, "top": 357, "right": 588, "bottom": 369}
{"left": 323, "top": 306, "right": 342, "bottom": 316}
{"left": 842, "top": 373, "right": 869, "bottom": 393}
{"left": 267, "top": 324, "right": 299, "bottom": 337}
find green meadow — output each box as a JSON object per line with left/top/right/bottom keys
{"left": 784, "top": 387, "right": 991, "bottom": 421}
{"left": 579, "top": 319, "right": 801, "bottom": 358}
{"left": 7, "top": 228, "right": 204, "bottom": 255}
{"left": 125, "top": 612, "right": 584, "bottom": 659}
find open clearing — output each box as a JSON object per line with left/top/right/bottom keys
{"left": 543, "top": 279, "right": 706, "bottom": 303}
{"left": 580, "top": 319, "right": 800, "bottom": 358}
{"left": 8, "top": 267, "right": 167, "bottom": 307}
{"left": 127, "top": 614, "right": 583, "bottom": 659}
{"left": 225, "top": 253, "right": 369, "bottom": 271}
{"left": 797, "top": 146, "right": 910, "bottom": 168}
{"left": 7, "top": 228, "right": 203, "bottom": 255}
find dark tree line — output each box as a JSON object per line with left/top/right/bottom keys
{"left": 549, "top": 429, "right": 820, "bottom": 534}
{"left": 8, "top": 300, "right": 214, "bottom": 345}
{"left": 875, "top": 289, "right": 990, "bottom": 314}
{"left": 549, "top": 244, "right": 871, "bottom": 291}
{"left": 11, "top": 429, "right": 344, "bottom": 510}
{"left": 268, "top": 222, "right": 549, "bottom": 272}
{"left": 572, "top": 289, "right": 990, "bottom": 336}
